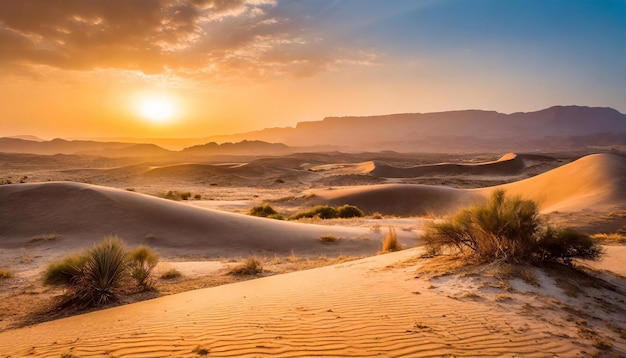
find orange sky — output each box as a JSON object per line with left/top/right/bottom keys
{"left": 1, "top": 1, "right": 624, "bottom": 139}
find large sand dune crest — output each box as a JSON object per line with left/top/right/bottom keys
{"left": 308, "top": 153, "right": 626, "bottom": 216}
{"left": 369, "top": 153, "right": 527, "bottom": 178}
{"left": 0, "top": 182, "right": 381, "bottom": 256}
{"left": 494, "top": 153, "right": 626, "bottom": 212}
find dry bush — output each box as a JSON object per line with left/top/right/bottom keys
{"left": 0, "top": 268, "right": 12, "bottom": 279}
{"left": 30, "top": 233, "right": 61, "bottom": 242}
{"left": 336, "top": 204, "right": 364, "bottom": 218}
{"left": 229, "top": 257, "right": 263, "bottom": 275}
{"left": 248, "top": 204, "right": 285, "bottom": 220}
{"left": 380, "top": 226, "right": 401, "bottom": 253}
{"left": 423, "top": 190, "right": 602, "bottom": 265}
{"left": 160, "top": 268, "right": 182, "bottom": 280}
{"left": 128, "top": 246, "right": 159, "bottom": 289}
{"left": 290, "top": 205, "right": 338, "bottom": 220}
{"left": 318, "top": 234, "right": 340, "bottom": 244}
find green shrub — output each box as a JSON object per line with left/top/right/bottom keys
{"left": 248, "top": 204, "right": 279, "bottom": 217}
{"left": 336, "top": 204, "right": 364, "bottom": 218}
{"left": 380, "top": 226, "right": 401, "bottom": 253}
{"left": 536, "top": 227, "right": 602, "bottom": 264}
{"left": 128, "top": 246, "right": 159, "bottom": 289}
{"left": 423, "top": 190, "right": 602, "bottom": 264}
{"left": 290, "top": 205, "right": 338, "bottom": 220}
{"left": 230, "top": 257, "right": 263, "bottom": 275}
{"left": 43, "top": 253, "right": 88, "bottom": 286}
{"left": 160, "top": 268, "right": 182, "bottom": 280}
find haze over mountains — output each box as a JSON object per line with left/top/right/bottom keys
{"left": 2, "top": 106, "right": 625, "bottom": 156}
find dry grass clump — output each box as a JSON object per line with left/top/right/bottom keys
{"left": 591, "top": 233, "right": 626, "bottom": 245}
{"left": 380, "top": 226, "right": 401, "bottom": 253}
{"left": 128, "top": 246, "right": 159, "bottom": 289}
{"left": 30, "top": 233, "right": 61, "bottom": 242}
{"left": 318, "top": 234, "right": 341, "bottom": 244}
{"left": 164, "top": 190, "right": 192, "bottom": 201}
{"left": 229, "top": 257, "right": 263, "bottom": 275}
{"left": 423, "top": 190, "right": 602, "bottom": 265}
{"left": 160, "top": 268, "right": 182, "bottom": 280}
{"left": 248, "top": 204, "right": 284, "bottom": 220}
{"left": 0, "top": 268, "right": 13, "bottom": 279}
{"left": 290, "top": 204, "right": 364, "bottom": 220}
{"left": 43, "top": 236, "right": 160, "bottom": 309}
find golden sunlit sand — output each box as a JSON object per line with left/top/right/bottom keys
{"left": 1, "top": 149, "right": 625, "bottom": 356}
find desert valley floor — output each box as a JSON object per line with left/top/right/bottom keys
{"left": 1, "top": 150, "right": 625, "bottom": 357}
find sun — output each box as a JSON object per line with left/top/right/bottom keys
{"left": 136, "top": 94, "right": 177, "bottom": 124}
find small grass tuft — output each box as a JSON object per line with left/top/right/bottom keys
{"left": 230, "top": 257, "right": 263, "bottom": 275}
{"left": 380, "top": 226, "right": 401, "bottom": 253}
{"left": 128, "top": 246, "right": 159, "bottom": 289}
{"left": 160, "top": 268, "right": 182, "bottom": 280}
{"left": 0, "top": 268, "right": 12, "bottom": 279}
{"left": 30, "top": 233, "right": 61, "bottom": 242}
{"left": 318, "top": 234, "right": 341, "bottom": 244}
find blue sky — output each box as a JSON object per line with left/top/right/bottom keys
{"left": 0, "top": 0, "right": 624, "bottom": 137}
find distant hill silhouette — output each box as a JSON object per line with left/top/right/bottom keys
{"left": 182, "top": 140, "right": 292, "bottom": 156}
{"left": 4, "top": 106, "right": 625, "bottom": 154}
{"left": 202, "top": 105, "right": 626, "bottom": 152}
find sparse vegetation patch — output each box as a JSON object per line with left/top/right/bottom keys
{"left": 423, "top": 190, "right": 602, "bottom": 265}
{"left": 229, "top": 257, "right": 263, "bottom": 275}
{"left": 380, "top": 226, "right": 401, "bottom": 253}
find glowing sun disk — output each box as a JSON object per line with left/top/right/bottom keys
{"left": 137, "top": 95, "right": 176, "bottom": 124}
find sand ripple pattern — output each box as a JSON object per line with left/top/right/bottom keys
{"left": 2, "top": 251, "right": 584, "bottom": 357}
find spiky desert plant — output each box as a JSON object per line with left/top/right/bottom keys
{"left": 128, "top": 245, "right": 159, "bottom": 289}
{"left": 71, "top": 236, "right": 129, "bottom": 308}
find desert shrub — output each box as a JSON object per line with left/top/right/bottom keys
{"left": 536, "top": 227, "right": 602, "bottom": 264}
{"left": 43, "top": 236, "right": 161, "bottom": 308}
{"left": 381, "top": 226, "right": 401, "bottom": 253}
{"left": 164, "top": 190, "right": 191, "bottom": 201}
{"left": 230, "top": 257, "right": 263, "bottom": 275}
{"left": 248, "top": 204, "right": 279, "bottom": 217}
{"left": 160, "top": 268, "right": 182, "bottom": 279}
{"left": 0, "top": 268, "right": 12, "bottom": 279}
{"left": 423, "top": 190, "right": 602, "bottom": 264}
{"left": 336, "top": 204, "right": 364, "bottom": 218}
{"left": 268, "top": 213, "right": 285, "bottom": 220}
{"left": 128, "top": 246, "right": 159, "bottom": 289}
{"left": 318, "top": 234, "right": 340, "bottom": 244}
{"left": 194, "top": 194, "right": 202, "bottom": 200}
{"left": 290, "top": 205, "right": 338, "bottom": 220}
{"left": 71, "top": 237, "right": 129, "bottom": 307}
{"left": 43, "top": 253, "right": 88, "bottom": 286}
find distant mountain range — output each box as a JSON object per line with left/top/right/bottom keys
{"left": 2, "top": 106, "right": 625, "bottom": 156}
{"left": 201, "top": 105, "right": 626, "bottom": 152}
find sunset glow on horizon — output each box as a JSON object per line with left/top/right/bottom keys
{"left": 0, "top": 0, "right": 625, "bottom": 139}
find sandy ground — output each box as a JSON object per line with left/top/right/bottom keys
{"left": 0, "top": 150, "right": 625, "bottom": 356}
{"left": 1, "top": 248, "right": 625, "bottom": 357}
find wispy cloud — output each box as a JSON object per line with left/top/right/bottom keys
{"left": 0, "top": 0, "right": 375, "bottom": 81}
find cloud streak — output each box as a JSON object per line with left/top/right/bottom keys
{"left": 0, "top": 0, "right": 374, "bottom": 81}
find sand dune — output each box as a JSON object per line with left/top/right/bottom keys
{"left": 493, "top": 153, "right": 626, "bottom": 212}
{"left": 308, "top": 184, "right": 483, "bottom": 216}
{"left": 0, "top": 182, "right": 382, "bottom": 257}
{"left": 143, "top": 162, "right": 317, "bottom": 184}
{"left": 369, "top": 153, "right": 527, "bottom": 178}
{"left": 2, "top": 248, "right": 622, "bottom": 357}
{"left": 307, "top": 154, "right": 626, "bottom": 216}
